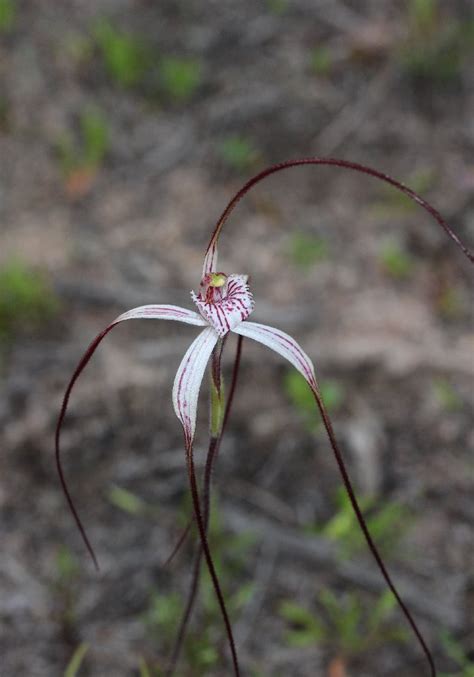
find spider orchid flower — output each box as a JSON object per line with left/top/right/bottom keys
{"left": 56, "top": 267, "right": 314, "bottom": 446}
{"left": 56, "top": 266, "right": 317, "bottom": 548}
{"left": 57, "top": 157, "right": 473, "bottom": 677}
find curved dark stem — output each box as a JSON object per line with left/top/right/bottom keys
{"left": 55, "top": 324, "right": 119, "bottom": 571}
{"left": 185, "top": 440, "right": 240, "bottom": 676}
{"left": 205, "top": 158, "right": 473, "bottom": 268}
{"left": 165, "top": 437, "right": 219, "bottom": 676}
{"left": 310, "top": 382, "right": 436, "bottom": 676}
{"left": 166, "top": 336, "right": 244, "bottom": 676}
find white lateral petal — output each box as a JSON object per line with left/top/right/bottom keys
{"left": 172, "top": 327, "right": 219, "bottom": 442}
{"left": 233, "top": 321, "right": 316, "bottom": 389}
{"left": 116, "top": 304, "right": 207, "bottom": 326}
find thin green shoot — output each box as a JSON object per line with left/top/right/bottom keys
{"left": 158, "top": 56, "right": 201, "bottom": 103}
{"left": 0, "top": 260, "right": 59, "bottom": 343}
{"left": 217, "top": 136, "right": 262, "bottom": 173}
{"left": 288, "top": 233, "right": 329, "bottom": 268}
{"left": 0, "top": 0, "right": 15, "bottom": 32}
{"left": 64, "top": 644, "right": 89, "bottom": 677}
{"left": 94, "top": 19, "right": 151, "bottom": 88}
{"left": 379, "top": 240, "right": 414, "bottom": 279}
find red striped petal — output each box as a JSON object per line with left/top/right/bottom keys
{"left": 172, "top": 327, "right": 219, "bottom": 442}
{"left": 233, "top": 321, "right": 316, "bottom": 389}
{"left": 117, "top": 304, "right": 207, "bottom": 326}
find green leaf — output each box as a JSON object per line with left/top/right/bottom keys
{"left": 159, "top": 56, "right": 202, "bottom": 102}
{"left": 288, "top": 233, "right": 329, "bottom": 268}
{"left": 440, "top": 631, "right": 474, "bottom": 670}
{"left": 55, "top": 545, "right": 80, "bottom": 583}
{"left": 279, "top": 600, "right": 316, "bottom": 627}
{"left": 107, "top": 484, "right": 147, "bottom": 516}
{"left": 217, "top": 136, "right": 261, "bottom": 173}
{"left": 80, "top": 108, "right": 109, "bottom": 168}
{"left": 138, "top": 658, "right": 152, "bottom": 677}
{"left": 0, "top": 0, "right": 15, "bottom": 32}
{"left": 94, "top": 19, "right": 150, "bottom": 88}
{"left": 145, "top": 592, "right": 182, "bottom": 643}
{"left": 284, "top": 370, "right": 313, "bottom": 415}
{"left": 320, "top": 381, "right": 345, "bottom": 413}
{"left": 379, "top": 241, "right": 414, "bottom": 279}
{"left": 369, "top": 590, "right": 397, "bottom": 631}
{"left": 64, "top": 644, "right": 89, "bottom": 677}
{"left": 279, "top": 600, "right": 325, "bottom": 646}
{"left": 432, "top": 378, "right": 463, "bottom": 412}
{"left": 310, "top": 47, "right": 332, "bottom": 75}
{"left": 336, "top": 594, "right": 362, "bottom": 651}
{"left": 231, "top": 582, "right": 256, "bottom": 610}
{"left": 0, "top": 260, "right": 59, "bottom": 343}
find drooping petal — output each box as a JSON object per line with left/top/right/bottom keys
{"left": 173, "top": 326, "right": 219, "bottom": 443}
{"left": 56, "top": 303, "right": 206, "bottom": 569}
{"left": 191, "top": 275, "right": 254, "bottom": 337}
{"left": 233, "top": 320, "right": 316, "bottom": 390}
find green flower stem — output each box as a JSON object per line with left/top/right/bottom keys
{"left": 210, "top": 375, "right": 225, "bottom": 437}
{"left": 210, "top": 339, "right": 225, "bottom": 437}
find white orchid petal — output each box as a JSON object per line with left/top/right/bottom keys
{"left": 233, "top": 321, "right": 316, "bottom": 389}
{"left": 173, "top": 327, "right": 219, "bottom": 442}
{"left": 116, "top": 304, "right": 207, "bottom": 326}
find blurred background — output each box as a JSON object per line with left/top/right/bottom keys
{"left": 0, "top": 1, "right": 473, "bottom": 675}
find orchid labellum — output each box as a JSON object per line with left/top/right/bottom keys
{"left": 56, "top": 158, "right": 473, "bottom": 677}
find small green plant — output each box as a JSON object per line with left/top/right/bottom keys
{"left": 379, "top": 240, "right": 414, "bottom": 279}
{"left": 280, "top": 589, "right": 408, "bottom": 663}
{"left": 0, "top": 96, "right": 9, "bottom": 131}
{"left": 107, "top": 484, "right": 150, "bottom": 516}
{"left": 440, "top": 632, "right": 474, "bottom": 677}
{"left": 0, "top": 260, "right": 59, "bottom": 344}
{"left": 437, "top": 285, "right": 465, "bottom": 319}
{"left": 158, "top": 56, "right": 201, "bottom": 103}
{"left": 288, "top": 233, "right": 329, "bottom": 268}
{"left": 56, "top": 545, "right": 81, "bottom": 583}
{"left": 63, "top": 32, "right": 94, "bottom": 65}
{"left": 399, "top": 0, "right": 474, "bottom": 82}
{"left": 432, "top": 378, "right": 463, "bottom": 412}
{"left": 94, "top": 19, "right": 150, "bottom": 88}
{"left": 64, "top": 644, "right": 89, "bottom": 677}
{"left": 310, "top": 46, "right": 332, "bottom": 75}
{"left": 56, "top": 107, "right": 109, "bottom": 192}
{"left": 138, "top": 658, "right": 153, "bottom": 677}
{"left": 52, "top": 546, "right": 81, "bottom": 644}
{"left": 409, "top": 0, "right": 438, "bottom": 31}
{"left": 266, "top": 0, "right": 289, "bottom": 15}
{"left": 217, "top": 135, "right": 261, "bottom": 173}
{"left": 284, "top": 371, "right": 344, "bottom": 432}
{"left": 0, "top": 0, "right": 15, "bottom": 32}
{"left": 316, "top": 487, "right": 412, "bottom": 559}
